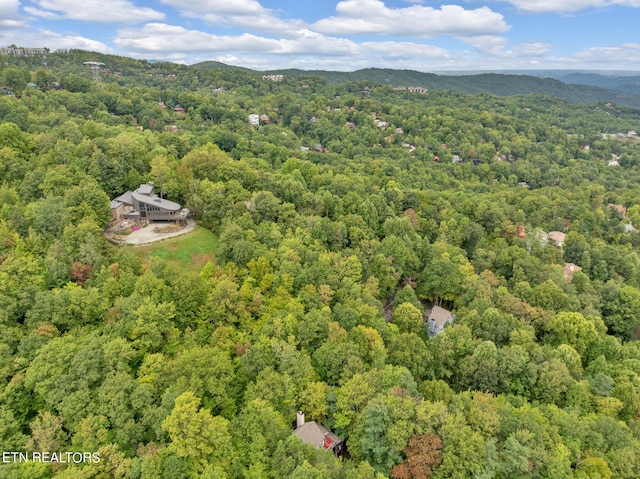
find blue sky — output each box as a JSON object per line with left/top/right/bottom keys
{"left": 1, "top": 0, "right": 640, "bottom": 71}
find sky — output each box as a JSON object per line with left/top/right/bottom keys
{"left": 1, "top": 0, "right": 640, "bottom": 72}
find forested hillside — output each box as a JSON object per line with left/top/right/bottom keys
{"left": 560, "top": 73, "right": 640, "bottom": 96}
{"left": 265, "top": 69, "right": 640, "bottom": 108}
{"left": 3, "top": 50, "right": 640, "bottom": 478}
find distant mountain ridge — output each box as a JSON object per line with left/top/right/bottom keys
{"left": 255, "top": 67, "right": 640, "bottom": 108}
{"left": 558, "top": 73, "right": 640, "bottom": 96}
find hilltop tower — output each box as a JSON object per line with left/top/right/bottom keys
{"left": 83, "top": 61, "right": 105, "bottom": 84}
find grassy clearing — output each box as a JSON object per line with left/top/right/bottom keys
{"left": 129, "top": 227, "right": 218, "bottom": 272}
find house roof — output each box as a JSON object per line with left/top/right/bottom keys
{"left": 113, "top": 191, "right": 134, "bottom": 206}
{"left": 112, "top": 183, "right": 182, "bottom": 212}
{"left": 608, "top": 203, "right": 627, "bottom": 217}
{"left": 563, "top": 263, "right": 582, "bottom": 282}
{"left": 136, "top": 183, "right": 154, "bottom": 195}
{"left": 131, "top": 192, "right": 181, "bottom": 211}
{"left": 548, "top": 231, "right": 566, "bottom": 244}
{"left": 428, "top": 305, "right": 453, "bottom": 329}
{"left": 293, "top": 422, "right": 342, "bottom": 450}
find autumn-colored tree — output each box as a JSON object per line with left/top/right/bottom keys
{"left": 391, "top": 433, "right": 443, "bottom": 479}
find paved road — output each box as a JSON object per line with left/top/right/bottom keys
{"left": 126, "top": 218, "right": 197, "bottom": 245}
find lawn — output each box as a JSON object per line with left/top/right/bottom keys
{"left": 129, "top": 227, "right": 218, "bottom": 272}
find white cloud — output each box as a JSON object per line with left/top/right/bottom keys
{"left": 40, "top": 30, "right": 114, "bottom": 52}
{"left": 159, "top": 0, "right": 304, "bottom": 35}
{"left": 277, "top": 30, "right": 359, "bottom": 56}
{"left": 0, "top": 0, "right": 28, "bottom": 30}
{"left": 161, "top": 0, "right": 508, "bottom": 38}
{"left": 463, "top": 35, "right": 509, "bottom": 55}
{"left": 454, "top": 38, "right": 553, "bottom": 64}
{"left": 570, "top": 43, "right": 640, "bottom": 65}
{"left": 502, "top": 0, "right": 640, "bottom": 13}
{"left": 199, "top": 13, "right": 306, "bottom": 35}
{"left": 0, "top": 27, "right": 113, "bottom": 53}
{"left": 115, "top": 24, "right": 279, "bottom": 54}
{"left": 312, "top": 0, "right": 509, "bottom": 37}
{"left": 113, "top": 23, "right": 497, "bottom": 72}
{"left": 23, "top": 6, "right": 60, "bottom": 19}
{"left": 159, "top": 0, "right": 265, "bottom": 16}
{"left": 361, "top": 41, "right": 450, "bottom": 60}
{"left": 27, "top": 0, "right": 165, "bottom": 24}
{"left": 514, "top": 43, "right": 552, "bottom": 57}
{"left": 115, "top": 23, "right": 359, "bottom": 58}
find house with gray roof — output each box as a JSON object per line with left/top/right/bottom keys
{"left": 111, "top": 182, "right": 189, "bottom": 223}
{"left": 427, "top": 305, "right": 454, "bottom": 337}
{"left": 293, "top": 412, "right": 343, "bottom": 457}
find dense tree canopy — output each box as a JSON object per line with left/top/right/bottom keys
{"left": 2, "top": 50, "right": 640, "bottom": 478}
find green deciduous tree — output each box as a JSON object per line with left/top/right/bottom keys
{"left": 391, "top": 303, "right": 424, "bottom": 335}
{"left": 459, "top": 341, "right": 499, "bottom": 392}
{"left": 1, "top": 67, "right": 30, "bottom": 94}
{"left": 545, "top": 312, "right": 600, "bottom": 362}
{"left": 231, "top": 399, "right": 289, "bottom": 475}
{"left": 602, "top": 285, "right": 640, "bottom": 339}
{"left": 162, "top": 391, "right": 232, "bottom": 470}
{"left": 349, "top": 390, "right": 418, "bottom": 474}
{"left": 434, "top": 415, "right": 485, "bottom": 479}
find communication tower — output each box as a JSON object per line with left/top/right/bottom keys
{"left": 83, "top": 61, "right": 105, "bottom": 84}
